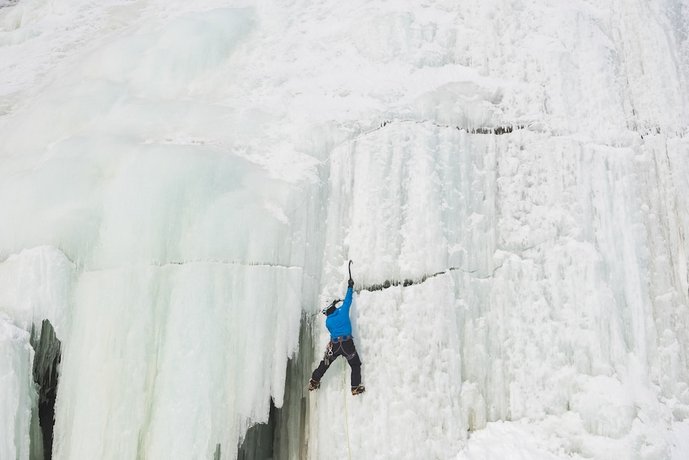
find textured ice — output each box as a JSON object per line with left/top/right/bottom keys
{"left": 0, "top": 316, "right": 34, "bottom": 460}
{"left": 1, "top": 0, "right": 689, "bottom": 459}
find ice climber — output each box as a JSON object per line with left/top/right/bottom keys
{"left": 308, "top": 262, "right": 365, "bottom": 395}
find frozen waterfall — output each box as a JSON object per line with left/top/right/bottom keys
{"left": 1, "top": 0, "right": 689, "bottom": 459}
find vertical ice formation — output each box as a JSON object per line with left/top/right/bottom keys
{"left": 0, "top": 0, "right": 688, "bottom": 459}
{"left": 0, "top": 248, "right": 73, "bottom": 460}
{"left": 0, "top": 318, "right": 34, "bottom": 460}
{"left": 314, "top": 121, "right": 689, "bottom": 458}
{"left": 54, "top": 263, "right": 304, "bottom": 459}
{"left": 0, "top": 4, "right": 320, "bottom": 459}
{"left": 0, "top": 247, "right": 73, "bottom": 338}
{"left": 307, "top": 1, "right": 689, "bottom": 459}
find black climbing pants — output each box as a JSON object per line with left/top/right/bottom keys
{"left": 311, "top": 338, "right": 362, "bottom": 387}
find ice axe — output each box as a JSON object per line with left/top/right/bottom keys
{"left": 315, "top": 260, "right": 353, "bottom": 316}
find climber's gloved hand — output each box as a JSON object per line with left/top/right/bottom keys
{"left": 348, "top": 278, "right": 354, "bottom": 288}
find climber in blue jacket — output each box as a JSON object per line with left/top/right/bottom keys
{"left": 309, "top": 265, "right": 365, "bottom": 395}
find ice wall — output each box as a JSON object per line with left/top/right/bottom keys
{"left": 1, "top": 2, "right": 322, "bottom": 458}
{"left": 307, "top": 0, "right": 689, "bottom": 458}
{"left": 0, "top": 317, "right": 34, "bottom": 460}
{"left": 313, "top": 122, "right": 689, "bottom": 458}
{"left": 1, "top": 0, "right": 689, "bottom": 459}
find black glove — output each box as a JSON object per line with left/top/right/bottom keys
{"left": 348, "top": 278, "right": 354, "bottom": 288}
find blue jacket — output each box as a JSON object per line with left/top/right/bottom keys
{"left": 325, "top": 287, "right": 353, "bottom": 339}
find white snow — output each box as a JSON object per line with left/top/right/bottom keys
{"left": 1, "top": 0, "right": 688, "bottom": 459}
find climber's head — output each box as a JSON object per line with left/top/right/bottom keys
{"left": 321, "top": 299, "right": 340, "bottom": 316}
